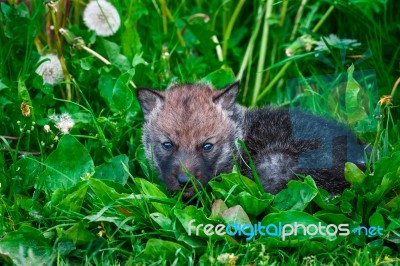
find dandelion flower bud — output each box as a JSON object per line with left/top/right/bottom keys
{"left": 35, "top": 54, "right": 64, "bottom": 85}
{"left": 83, "top": 0, "right": 121, "bottom": 37}
{"left": 44, "top": 125, "right": 50, "bottom": 133}
{"left": 20, "top": 101, "right": 31, "bottom": 117}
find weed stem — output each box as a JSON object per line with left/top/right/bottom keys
{"left": 252, "top": 0, "right": 274, "bottom": 106}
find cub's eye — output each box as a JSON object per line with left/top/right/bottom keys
{"left": 202, "top": 143, "right": 213, "bottom": 152}
{"left": 162, "top": 142, "right": 174, "bottom": 151}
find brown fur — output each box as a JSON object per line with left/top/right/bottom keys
{"left": 138, "top": 82, "right": 365, "bottom": 197}
{"left": 138, "top": 83, "right": 242, "bottom": 197}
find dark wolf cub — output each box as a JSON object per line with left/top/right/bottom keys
{"left": 138, "top": 82, "right": 365, "bottom": 197}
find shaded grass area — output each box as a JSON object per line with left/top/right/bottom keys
{"left": 0, "top": 0, "right": 400, "bottom": 265}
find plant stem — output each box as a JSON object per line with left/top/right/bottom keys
{"left": 82, "top": 46, "right": 111, "bottom": 65}
{"left": 312, "top": 5, "right": 335, "bottom": 32}
{"left": 255, "top": 4, "right": 335, "bottom": 105}
{"left": 222, "top": 0, "right": 246, "bottom": 59}
{"left": 49, "top": 3, "right": 72, "bottom": 100}
{"left": 237, "top": 5, "right": 264, "bottom": 81}
{"left": 255, "top": 60, "right": 292, "bottom": 104}
{"left": 290, "top": 0, "right": 308, "bottom": 41}
{"left": 251, "top": 0, "right": 273, "bottom": 107}
{"left": 82, "top": 46, "right": 137, "bottom": 88}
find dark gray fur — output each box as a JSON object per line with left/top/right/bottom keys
{"left": 239, "top": 107, "right": 365, "bottom": 194}
{"left": 138, "top": 82, "right": 366, "bottom": 195}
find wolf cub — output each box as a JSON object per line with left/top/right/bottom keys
{"left": 138, "top": 82, "right": 365, "bottom": 197}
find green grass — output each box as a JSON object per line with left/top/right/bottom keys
{"left": 1, "top": 0, "right": 400, "bottom": 265}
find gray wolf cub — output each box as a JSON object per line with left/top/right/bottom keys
{"left": 138, "top": 82, "right": 365, "bottom": 198}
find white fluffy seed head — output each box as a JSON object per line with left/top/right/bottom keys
{"left": 49, "top": 113, "right": 75, "bottom": 135}
{"left": 83, "top": 0, "right": 121, "bottom": 37}
{"left": 35, "top": 54, "right": 64, "bottom": 85}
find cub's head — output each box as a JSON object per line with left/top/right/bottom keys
{"left": 137, "top": 82, "right": 243, "bottom": 198}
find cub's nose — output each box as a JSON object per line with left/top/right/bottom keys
{"left": 177, "top": 174, "right": 190, "bottom": 187}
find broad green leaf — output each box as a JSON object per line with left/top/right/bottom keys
{"left": 56, "top": 240, "right": 75, "bottom": 256}
{"left": 93, "top": 154, "right": 129, "bottom": 185}
{"left": 221, "top": 205, "right": 251, "bottom": 225}
{"left": 18, "top": 78, "right": 31, "bottom": 103}
{"left": 210, "top": 199, "right": 228, "bottom": 220}
{"left": 135, "top": 144, "right": 153, "bottom": 178}
{"left": 201, "top": 68, "right": 236, "bottom": 88}
{"left": 345, "top": 162, "right": 366, "bottom": 189}
{"left": 384, "top": 194, "right": 400, "bottom": 214}
{"left": 237, "top": 191, "right": 273, "bottom": 216}
{"left": 369, "top": 212, "right": 385, "bottom": 229}
{"left": 121, "top": 1, "right": 147, "bottom": 59}
{"left": 0, "top": 80, "right": 9, "bottom": 91}
{"left": 98, "top": 70, "right": 135, "bottom": 113}
{"left": 59, "top": 222, "right": 96, "bottom": 245}
{"left": 150, "top": 212, "right": 173, "bottom": 230}
{"left": 345, "top": 64, "right": 367, "bottom": 124}
{"left": 84, "top": 206, "right": 136, "bottom": 231}
{"left": 101, "top": 39, "right": 131, "bottom": 72}
{"left": 39, "top": 135, "right": 94, "bottom": 192}
{"left": 174, "top": 206, "right": 221, "bottom": 239}
{"left": 0, "top": 226, "right": 52, "bottom": 265}
{"left": 133, "top": 178, "right": 170, "bottom": 216}
{"left": 210, "top": 173, "right": 260, "bottom": 197}
{"left": 372, "top": 152, "right": 400, "bottom": 185}
{"left": 9, "top": 156, "right": 40, "bottom": 191}
{"left": 142, "top": 239, "right": 190, "bottom": 261}
{"left": 56, "top": 181, "right": 89, "bottom": 213}
{"left": 111, "top": 69, "right": 134, "bottom": 112}
{"left": 98, "top": 74, "right": 116, "bottom": 110}
{"left": 88, "top": 178, "right": 128, "bottom": 205}
{"left": 262, "top": 211, "right": 337, "bottom": 241}
{"left": 366, "top": 172, "right": 399, "bottom": 206}
{"left": 313, "top": 188, "right": 340, "bottom": 212}
{"left": 314, "top": 211, "right": 358, "bottom": 229}
{"left": 273, "top": 177, "right": 318, "bottom": 211}
{"left": 340, "top": 201, "right": 353, "bottom": 214}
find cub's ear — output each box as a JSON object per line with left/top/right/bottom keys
{"left": 212, "top": 81, "right": 239, "bottom": 110}
{"left": 137, "top": 89, "right": 165, "bottom": 117}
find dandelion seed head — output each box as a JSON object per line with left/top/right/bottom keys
{"left": 314, "top": 34, "right": 361, "bottom": 51}
{"left": 49, "top": 113, "right": 75, "bottom": 135}
{"left": 83, "top": 0, "right": 121, "bottom": 37}
{"left": 35, "top": 54, "right": 64, "bottom": 85}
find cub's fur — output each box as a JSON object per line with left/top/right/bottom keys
{"left": 138, "top": 82, "right": 365, "bottom": 197}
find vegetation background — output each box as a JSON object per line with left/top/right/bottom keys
{"left": 0, "top": 0, "right": 400, "bottom": 265}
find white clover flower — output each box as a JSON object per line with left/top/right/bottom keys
{"left": 314, "top": 34, "right": 361, "bottom": 51}
{"left": 35, "top": 54, "right": 64, "bottom": 85}
{"left": 83, "top": 0, "right": 121, "bottom": 37}
{"left": 49, "top": 113, "right": 75, "bottom": 135}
